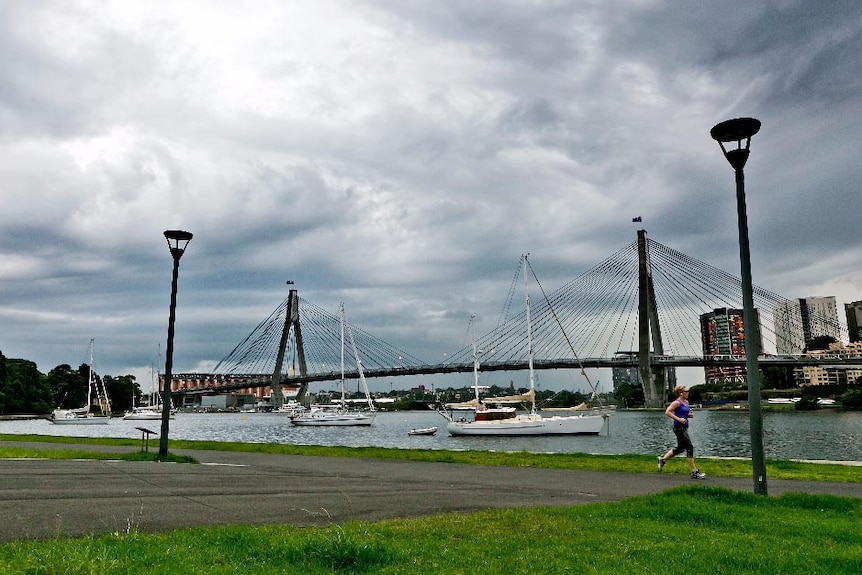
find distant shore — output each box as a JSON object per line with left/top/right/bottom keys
{"left": 0, "top": 414, "right": 51, "bottom": 421}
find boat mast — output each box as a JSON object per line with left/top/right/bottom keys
{"left": 345, "top": 311, "right": 374, "bottom": 410}
{"left": 470, "top": 314, "right": 480, "bottom": 406}
{"left": 523, "top": 255, "right": 537, "bottom": 415}
{"left": 86, "top": 339, "right": 95, "bottom": 415}
{"left": 340, "top": 303, "right": 346, "bottom": 409}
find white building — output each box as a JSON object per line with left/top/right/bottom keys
{"left": 845, "top": 300, "right": 862, "bottom": 343}
{"left": 794, "top": 341, "right": 862, "bottom": 386}
{"left": 773, "top": 296, "right": 841, "bottom": 354}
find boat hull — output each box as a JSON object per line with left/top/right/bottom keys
{"left": 51, "top": 416, "right": 111, "bottom": 425}
{"left": 290, "top": 413, "right": 375, "bottom": 426}
{"left": 122, "top": 410, "right": 166, "bottom": 421}
{"left": 408, "top": 427, "right": 438, "bottom": 436}
{"left": 447, "top": 413, "right": 608, "bottom": 436}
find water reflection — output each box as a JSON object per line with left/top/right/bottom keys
{"left": 2, "top": 409, "right": 861, "bottom": 462}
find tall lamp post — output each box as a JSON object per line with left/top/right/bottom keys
{"left": 159, "top": 230, "right": 193, "bottom": 458}
{"left": 710, "top": 117, "right": 767, "bottom": 495}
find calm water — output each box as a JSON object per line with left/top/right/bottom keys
{"left": 3, "top": 409, "right": 862, "bottom": 462}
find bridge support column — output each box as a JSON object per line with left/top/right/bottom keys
{"left": 637, "top": 229, "right": 666, "bottom": 408}
{"left": 270, "top": 284, "right": 308, "bottom": 409}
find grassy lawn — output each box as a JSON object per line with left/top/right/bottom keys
{"left": 2, "top": 432, "right": 860, "bottom": 483}
{"left": 1, "top": 434, "right": 861, "bottom": 573}
{"left": 0, "top": 486, "right": 859, "bottom": 574}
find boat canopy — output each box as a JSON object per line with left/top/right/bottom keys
{"left": 543, "top": 402, "right": 592, "bottom": 412}
{"left": 444, "top": 398, "right": 480, "bottom": 409}
{"left": 445, "top": 389, "right": 537, "bottom": 409}
{"left": 482, "top": 388, "right": 536, "bottom": 405}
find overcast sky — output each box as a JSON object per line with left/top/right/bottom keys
{"left": 2, "top": 1, "right": 860, "bottom": 392}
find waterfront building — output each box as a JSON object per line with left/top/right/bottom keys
{"left": 611, "top": 351, "right": 641, "bottom": 390}
{"left": 774, "top": 296, "right": 841, "bottom": 354}
{"left": 699, "top": 307, "right": 761, "bottom": 384}
{"left": 610, "top": 351, "right": 676, "bottom": 402}
{"left": 160, "top": 372, "right": 300, "bottom": 408}
{"left": 794, "top": 341, "right": 862, "bottom": 386}
{"left": 846, "top": 300, "right": 862, "bottom": 343}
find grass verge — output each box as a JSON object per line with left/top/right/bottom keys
{"left": 2, "top": 432, "right": 860, "bottom": 483}
{"left": 0, "top": 486, "right": 859, "bottom": 574}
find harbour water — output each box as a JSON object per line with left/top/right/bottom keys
{"left": 2, "top": 408, "right": 861, "bottom": 463}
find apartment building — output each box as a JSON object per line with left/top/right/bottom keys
{"left": 773, "top": 296, "right": 841, "bottom": 354}
{"left": 699, "top": 307, "right": 761, "bottom": 384}
{"left": 793, "top": 341, "right": 862, "bottom": 386}
{"left": 846, "top": 300, "right": 862, "bottom": 343}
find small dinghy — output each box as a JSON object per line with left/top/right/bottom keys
{"left": 408, "top": 426, "right": 438, "bottom": 436}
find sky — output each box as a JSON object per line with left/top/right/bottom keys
{"left": 2, "top": 1, "right": 861, "bottom": 393}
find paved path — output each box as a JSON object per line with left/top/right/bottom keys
{"left": 1, "top": 443, "right": 860, "bottom": 542}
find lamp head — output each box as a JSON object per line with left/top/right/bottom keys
{"left": 164, "top": 230, "right": 193, "bottom": 259}
{"left": 710, "top": 117, "right": 760, "bottom": 171}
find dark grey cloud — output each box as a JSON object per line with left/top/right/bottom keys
{"left": 1, "top": 1, "right": 859, "bottom": 391}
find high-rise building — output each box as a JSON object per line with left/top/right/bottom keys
{"left": 773, "top": 300, "right": 803, "bottom": 354}
{"left": 700, "top": 307, "right": 761, "bottom": 384}
{"left": 610, "top": 351, "right": 676, "bottom": 402}
{"left": 611, "top": 352, "right": 641, "bottom": 390}
{"left": 774, "top": 296, "right": 841, "bottom": 353}
{"left": 845, "top": 301, "right": 862, "bottom": 343}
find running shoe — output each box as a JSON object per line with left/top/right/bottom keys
{"left": 657, "top": 456, "right": 665, "bottom": 472}
{"left": 691, "top": 470, "right": 706, "bottom": 480}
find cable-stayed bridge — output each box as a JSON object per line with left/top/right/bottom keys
{"left": 169, "top": 231, "right": 858, "bottom": 407}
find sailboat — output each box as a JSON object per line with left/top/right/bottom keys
{"left": 52, "top": 339, "right": 111, "bottom": 425}
{"left": 441, "top": 315, "right": 517, "bottom": 423}
{"left": 123, "top": 363, "right": 171, "bottom": 420}
{"left": 290, "top": 303, "right": 376, "bottom": 426}
{"left": 445, "top": 255, "right": 610, "bottom": 436}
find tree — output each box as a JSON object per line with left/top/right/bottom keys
{"left": 45, "top": 364, "right": 87, "bottom": 410}
{"left": 837, "top": 388, "right": 862, "bottom": 409}
{"left": 1, "top": 359, "right": 53, "bottom": 414}
{"left": 0, "top": 351, "right": 143, "bottom": 415}
{"left": 613, "top": 382, "right": 644, "bottom": 408}
{"left": 804, "top": 335, "right": 837, "bottom": 352}
{"left": 0, "top": 350, "right": 7, "bottom": 413}
{"left": 105, "top": 374, "right": 139, "bottom": 414}
{"left": 794, "top": 394, "right": 820, "bottom": 411}
{"left": 762, "top": 365, "right": 797, "bottom": 389}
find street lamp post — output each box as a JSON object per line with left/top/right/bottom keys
{"left": 710, "top": 117, "right": 767, "bottom": 495}
{"left": 159, "top": 230, "right": 193, "bottom": 458}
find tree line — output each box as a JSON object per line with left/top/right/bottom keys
{"left": 0, "top": 350, "right": 141, "bottom": 416}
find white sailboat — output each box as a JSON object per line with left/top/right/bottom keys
{"left": 442, "top": 314, "right": 517, "bottom": 425}
{"left": 52, "top": 339, "right": 111, "bottom": 425}
{"left": 123, "top": 363, "right": 170, "bottom": 420}
{"left": 445, "top": 255, "right": 610, "bottom": 436}
{"left": 290, "top": 303, "right": 376, "bottom": 427}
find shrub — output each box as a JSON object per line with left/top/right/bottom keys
{"left": 837, "top": 388, "right": 862, "bottom": 409}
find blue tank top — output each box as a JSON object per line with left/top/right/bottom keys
{"left": 673, "top": 400, "right": 690, "bottom": 425}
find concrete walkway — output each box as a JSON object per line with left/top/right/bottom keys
{"left": 1, "top": 443, "right": 860, "bottom": 542}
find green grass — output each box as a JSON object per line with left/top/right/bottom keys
{"left": 0, "top": 486, "right": 859, "bottom": 574}
{"left": 1, "top": 434, "right": 861, "bottom": 572}
{"left": 0, "top": 434, "right": 197, "bottom": 463}
{"left": 2, "top": 432, "right": 860, "bottom": 482}
{"left": 0, "top": 444, "right": 196, "bottom": 463}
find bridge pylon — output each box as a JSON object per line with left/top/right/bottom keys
{"left": 270, "top": 283, "right": 308, "bottom": 409}
{"left": 638, "top": 229, "right": 670, "bottom": 408}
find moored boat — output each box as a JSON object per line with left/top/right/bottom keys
{"left": 444, "top": 255, "right": 610, "bottom": 436}
{"left": 291, "top": 408, "right": 375, "bottom": 426}
{"left": 123, "top": 362, "right": 172, "bottom": 420}
{"left": 408, "top": 426, "right": 438, "bottom": 436}
{"left": 123, "top": 407, "right": 167, "bottom": 421}
{"left": 290, "top": 303, "right": 376, "bottom": 427}
{"left": 51, "top": 410, "right": 111, "bottom": 425}
{"left": 51, "top": 340, "right": 111, "bottom": 425}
